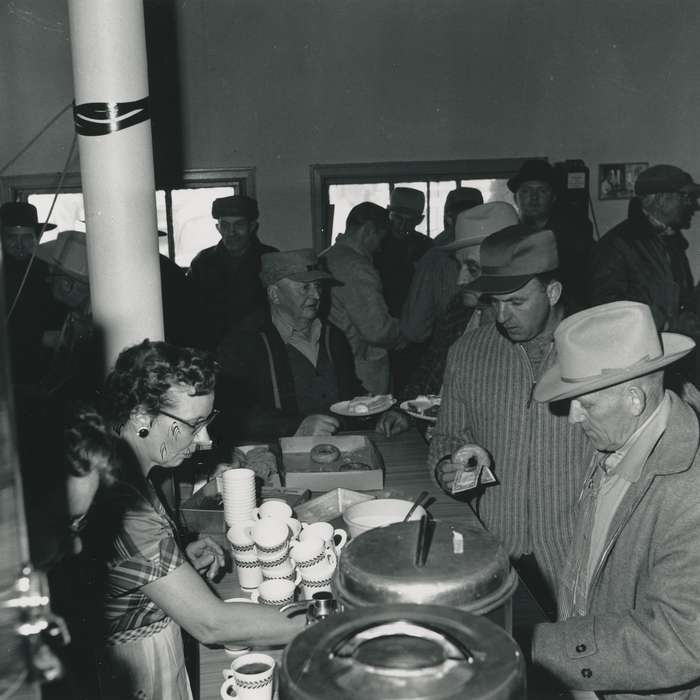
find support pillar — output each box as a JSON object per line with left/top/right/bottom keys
{"left": 67, "top": 0, "right": 164, "bottom": 369}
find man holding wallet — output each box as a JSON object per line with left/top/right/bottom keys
{"left": 428, "top": 224, "right": 593, "bottom": 615}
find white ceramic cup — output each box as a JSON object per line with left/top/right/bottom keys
{"left": 220, "top": 652, "right": 275, "bottom": 700}
{"left": 251, "top": 519, "right": 290, "bottom": 561}
{"left": 290, "top": 537, "right": 336, "bottom": 577}
{"left": 223, "top": 598, "right": 257, "bottom": 657}
{"left": 234, "top": 557, "right": 263, "bottom": 591}
{"left": 300, "top": 521, "right": 347, "bottom": 557}
{"left": 253, "top": 500, "right": 293, "bottom": 521}
{"left": 286, "top": 517, "right": 303, "bottom": 540}
{"left": 299, "top": 562, "right": 335, "bottom": 600}
{"left": 250, "top": 578, "right": 298, "bottom": 608}
{"left": 227, "top": 522, "right": 258, "bottom": 561}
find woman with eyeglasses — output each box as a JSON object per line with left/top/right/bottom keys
{"left": 94, "top": 339, "right": 304, "bottom": 700}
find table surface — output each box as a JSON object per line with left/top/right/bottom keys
{"left": 188, "top": 428, "right": 572, "bottom": 700}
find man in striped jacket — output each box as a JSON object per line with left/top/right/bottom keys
{"left": 429, "top": 224, "right": 593, "bottom": 615}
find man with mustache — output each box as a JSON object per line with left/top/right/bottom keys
{"left": 216, "top": 249, "right": 363, "bottom": 442}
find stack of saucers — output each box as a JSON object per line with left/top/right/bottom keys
{"left": 221, "top": 468, "right": 256, "bottom": 526}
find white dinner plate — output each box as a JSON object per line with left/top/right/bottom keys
{"left": 399, "top": 396, "right": 442, "bottom": 423}
{"left": 330, "top": 397, "right": 396, "bottom": 417}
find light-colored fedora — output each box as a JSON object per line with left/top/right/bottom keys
{"left": 442, "top": 202, "right": 519, "bottom": 252}
{"left": 534, "top": 301, "right": 695, "bottom": 403}
{"left": 35, "top": 230, "right": 89, "bottom": 282}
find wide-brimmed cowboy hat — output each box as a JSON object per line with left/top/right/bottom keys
{"left": 534, "top": 301, "right": 695, "bottom": 403}
{"left": 442, "top": 202, "right": 519, "bottom": 252}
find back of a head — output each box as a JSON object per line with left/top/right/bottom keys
{"left": 102, "top": 339, "right": 217, "bottom": 430}
{"left": 345, "top": 202, "right": 389, "bottom": 233}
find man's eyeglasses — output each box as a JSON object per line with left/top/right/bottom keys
{"left": 159, "top": 408, "right": 219, "bottom": 436}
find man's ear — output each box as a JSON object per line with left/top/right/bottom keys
{"left": 267, "top": 284, "right": 280, "bottom": 305}
{"left": 249, "top": 221, "right": 259, "bottom": 237}
{"left": 215, "top": 222, "right": 222, "bottom": 235}
{"left": 627, "top": 385, "right": 647, "bottom": 417}
{"left": 546, "top": 279, "right": 563, "bottom": 307}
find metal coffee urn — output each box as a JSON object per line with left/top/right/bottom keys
{"left": 333, "top": 520, "right": 518, "bottom": 633}
{"left": 279, "top": 604, "right": 525, "bottom": 700}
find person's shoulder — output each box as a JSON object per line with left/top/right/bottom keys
{"left": 189, "top": 243, "right": 220, "bottom": 267}
{"left": 256, "top": 240, "right": 278, "bottom": 255}
{"left": 449, "top": 321, "right": 500, "bottom": 356}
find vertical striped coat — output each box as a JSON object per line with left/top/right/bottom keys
{"left": 428, "top": 322, "right": 593, "bottom": 595}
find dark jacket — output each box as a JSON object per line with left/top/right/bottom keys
{"left": 590, "top": 201, "right": 695, "bottom": 332}
{"left": 187, "top": 238, "right": 277, "bottom": 350}
{"left": 216, "top": 317, "right": 363, "bottom": 442}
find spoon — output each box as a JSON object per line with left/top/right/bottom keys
{"left": 403, "top": 490, "right": 429, "bottom": 522}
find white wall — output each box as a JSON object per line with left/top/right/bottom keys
{"left": 3, "top": 0, "right": 700, "bottom": 271}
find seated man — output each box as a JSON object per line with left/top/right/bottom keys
{"left": 216, "top": 249, "right": 363, "bottom": 442}
{"left": 531, "top": 301, "right": 700, "bottom": 699}
{"left": 378, "top": 202, "right": 519, "bottom": 437}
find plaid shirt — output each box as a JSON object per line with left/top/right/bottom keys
{"left": 103, "top": 479, "right": 185, "bottom": 642}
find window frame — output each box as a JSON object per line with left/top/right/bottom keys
{"left": 310, "top": 157, "right": 540, "bottom": 249}
{"left": 0, "top": 167, "right": 256, "bottom": 262}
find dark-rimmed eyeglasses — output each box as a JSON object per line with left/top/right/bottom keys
{"left": 159, "top": 408, "right": 219, "bottom": 436}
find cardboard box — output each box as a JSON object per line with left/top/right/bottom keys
{"left": 278, "top": 435, "right": 384, "bottom": 491}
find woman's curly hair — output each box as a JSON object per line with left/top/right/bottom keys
{"left": 100, "top": 339, "right": 217, "bottom": 432}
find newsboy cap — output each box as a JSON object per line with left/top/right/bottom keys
{"left": 464, "top": 225, "right": 559, "bottom": 295}
{"left": 211, "top": 195, "right": 259, "bottom": 220}
{"left": 260, "top": 249, "right": 335, "bottom": 288}
{"left": 634, "top": 165, "right": 700, "bottom": 196}
{"left": 507, "top": 160, "right": 557, "bottom": 194}
{"left": 388, "top": 187, "right": 425, "bottom": 217}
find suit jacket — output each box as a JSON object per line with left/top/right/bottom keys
{"left": 533, "top": 392, "right": 700, "bottom": 699}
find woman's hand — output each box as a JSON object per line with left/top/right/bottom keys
{"left": 186, "top": 536, "right": 225, "bottom": 581}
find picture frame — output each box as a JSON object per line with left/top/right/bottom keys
{"left": 599, "top": 162, "right": 648, "bottom": 200}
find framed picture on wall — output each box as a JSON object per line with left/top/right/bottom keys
{"left": 599, "top": 162, "right": 648, "bottom": 200}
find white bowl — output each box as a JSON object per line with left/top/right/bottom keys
{"left": 342, "top": 498, "right": 427, "bottom": 538}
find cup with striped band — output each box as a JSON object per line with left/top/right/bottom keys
{"left": 259, "top": 551, "right": 296, "bottom": 581}
{"left": 251, "top": 519, "right": 290, "bottom": 565}
{"left": 300, "top": 521, "right": 347, "bottom": 561}
{"left": 226, "top": 522, "right": 263, "bottom": 590}
{"left": 250, "top": 577, "right": 298, "bottom": 608}
{"left": 299, "top": 563, "right": 335, "bottom": 600}
{"left": 220, "top": 652, "right": 275, "bottom": 700}
{"left": 289, "top": 537, "right": 336, "bottom": 579}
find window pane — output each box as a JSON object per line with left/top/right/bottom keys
{"left": 461, "top": 178, "right": 515, "bottom": 207}
{"left": 28, "top": 193, "right": 86, "bottom": 243}
{"left": 171, "top": 186, "right": 236, "bottom": 267}
{"left": 428, "top": 180, "right": 459, "bottom": 237}
{"left": 328, "top": 183, "right": 390, "bottom": 244}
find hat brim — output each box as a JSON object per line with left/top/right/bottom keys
{"left": 441, "top": 235, "right": 488, "bottom": 252}
{"left": 35, "top": 239, "right": 89, "bottom": 282}
{"left": 464, "top": 273, "right": 538, "bottom": 295}
{"left": 534, "top": 332, "right": 695, "bottom": 404}
{"left": 286, "top": 270, "right": 338, "bottom": 284}
{"left": 387, "top": 206, "right": 422, "bottom": 218}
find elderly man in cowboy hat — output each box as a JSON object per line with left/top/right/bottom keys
{"left": 428, "top": 223, "right": 593, "bottom": 615}
{"left": 188, "top": 194, "right": 277, "bottom": 351}
{"left": 216, "top": 249, "right": 363, "bottom": 443}
{"left": 531, "top": 301, "right": 700, "bottom": 699}
{"left": 508, "top": 159, "right": 593, "bottom": 311}
{"left": 377, "top": 201, "right": 517, "bottom": 437}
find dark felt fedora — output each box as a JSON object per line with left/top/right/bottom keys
{"left": 507, "top": 160, "right": 557, "bottom": 193}
{"left": 0, "top": 202, "right": 56, "bottom": 233}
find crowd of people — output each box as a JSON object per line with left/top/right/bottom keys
{"left": 5, "top": 158, "right": 700, "bottom": 699}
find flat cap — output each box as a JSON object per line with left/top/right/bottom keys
{"left": 634, "top": 165, "right": 700, "bottom": 196}
{"left": 212, "top": 195, "right": 259, "bottom": 220}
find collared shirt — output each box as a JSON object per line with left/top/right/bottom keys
{"left": 585, "top": 391, "right": 671, "bottom": 588}
{"left": 271, "top": 309, "right": 321, "bottom": 367}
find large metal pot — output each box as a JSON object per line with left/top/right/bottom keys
{"left": 279, "top": 604, "right": 525, "bottom": 700}
{"left": 333, "top": 520, "right": 518, "bottom": 633}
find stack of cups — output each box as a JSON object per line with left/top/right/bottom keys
{"left": 290, "top": 533, "right": 339, "bottom": 600}
{"left": 227, "top": 521, "right": 263, "bottom": 591}
{"left": 252, "top": 519, "right": 297, "bottom": 582}
{"left": 222, "top": 468, "right": 256, "bottom": 526}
